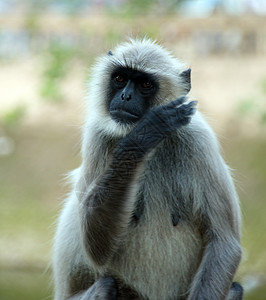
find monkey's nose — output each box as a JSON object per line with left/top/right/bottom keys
{"left": 121, "top": 93, "right": 132, "bottom": 101}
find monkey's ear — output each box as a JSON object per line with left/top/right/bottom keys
{"left": 180, "top": 68, "right": 191, "bottom": 94}
{"left": 108, "top": 50, "right": 113, "bottom": 56}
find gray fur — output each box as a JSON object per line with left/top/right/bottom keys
{"left": 53, "top": 39, "right": 242, "bottom": 300}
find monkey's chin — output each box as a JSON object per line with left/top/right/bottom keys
{"left": 110, "top": 110, "right": 140, "bottom": 125}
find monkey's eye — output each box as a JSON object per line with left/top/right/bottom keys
{"left": 115, "top": 75, "right": 126, "bottom": 83}
{"left": 141, "top": 81, "right": 153, "bottom": 89}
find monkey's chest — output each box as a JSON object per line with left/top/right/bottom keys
{"left": 109, "top": 204, "right": 203, "bottom": 300}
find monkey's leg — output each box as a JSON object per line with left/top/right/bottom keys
{"left": 68, "top": 276, "right": 117, "bottom": 300}
{"left": 226, "top": 282, "right": 243, "bottom": 300}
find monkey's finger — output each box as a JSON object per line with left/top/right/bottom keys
{"left": 173, "top": 103, "right": 197, "bottom": 119}
{"left": 187, "top": 100, "right": 198, "bottom": 107}
{"left": 168, "top": 96, "right": 187, "bottom": 108}
{"left": 185, "top": 101, "right": 198, "bottom": 111}
{"left": 181, "top": 105, "right": 197, "bottom": 116}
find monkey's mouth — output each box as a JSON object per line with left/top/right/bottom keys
{"left": 110, "top": 110, "right": 140, "bottom": 124}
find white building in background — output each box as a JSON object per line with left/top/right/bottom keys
{"left": 0, "top": 0, "right": 266, "bottom": 16}
{"left": 178, "top": 0, "right": 266, "bottom": 17}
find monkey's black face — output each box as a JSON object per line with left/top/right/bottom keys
{"left": 108, "top": 67, "right": 158, "bottom": 125}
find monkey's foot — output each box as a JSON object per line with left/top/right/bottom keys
{"left": 81, "top": 276, "right": 117, "bottom": 300}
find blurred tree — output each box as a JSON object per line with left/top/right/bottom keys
{"left": 236, "top": 76, "right": 266, "bottom": 126}
{"left": 2, "top": 105, "right": 26, "bottom": 127}
{"left": 41, "top": 42, "right": 76, "bottom": 102}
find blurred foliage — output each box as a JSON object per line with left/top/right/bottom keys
{"left": 237, "top": 97, "right": 258, "bottom": 118}
{"left": 22, "top": 0, "right": 187, "bottom": 16}
{"left": 41, "top": 42, "right": 77, "bottom": 102}
{"left": 0, "top": 269, "right": 52, "bottom": 300}
{"left": 236, "top": 76, "right": 266, "bottom": 125}
{"left": 24, "top": 13, "right": 40, "bottom": 35}
{"left": 223, "top": 137, "right": 266, "bottom": 299}
{"left": 26, "top": 0, "right": 89, "bottom": 14}
{"left": 260, "top": 77, "right": 266, "bottom": 96}
{"left": 260, "top": 112, "right": 266, "bottom": 124}
{"left": 246, "top": 284, "right": 266, "bottom": 300}
{"left": 121, "top": 0, "right": 156, "bottom": 16}
{"left": 104, "top": 29, "right": 123, "bottom": 45}
{"left": 2, "top": 105, "right": 26, "bottom": 127}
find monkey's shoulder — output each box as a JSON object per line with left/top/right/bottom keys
{"left": 140, "top": 115, "right": 225, "bottom": 216}
{"left": 154, "top": 114, "right": 220, "bottom": 165}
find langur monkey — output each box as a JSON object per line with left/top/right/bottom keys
{"left": 53, "top": 39, "right": 243, "bottom": 300}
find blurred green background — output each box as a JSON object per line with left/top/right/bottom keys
{"left": 0, "top": 1, "right": 266, "bottom": 299}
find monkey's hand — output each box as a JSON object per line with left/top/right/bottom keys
{"left": 118, "top": 96, "right": 197, "bottom": 156}
{"left": 149, "top": 96, "right": 197, "bottom": 134}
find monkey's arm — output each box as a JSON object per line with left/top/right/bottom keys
{"left": 188, "top": 158, "right": 242, "bottom": 300}
{"left": 80, "top": 142, "right": 146, "bottom": 266}
{"left": 79, "top": 97, "right": 196, "bottom": 266}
